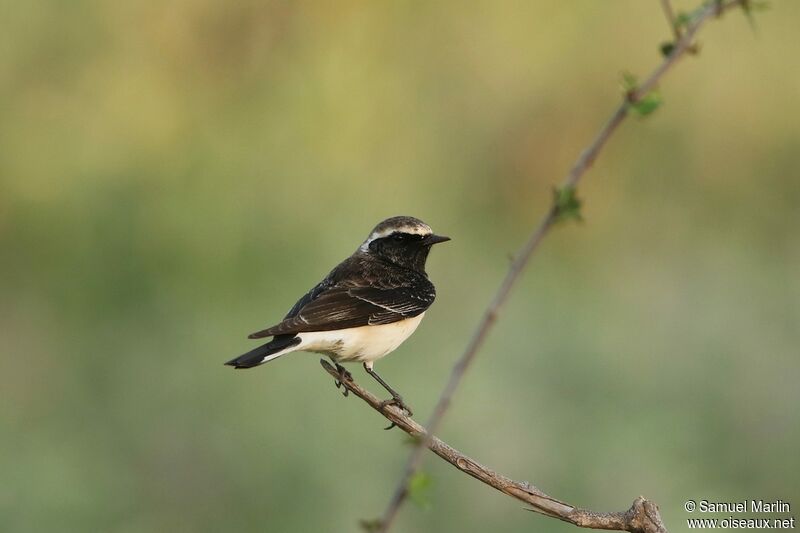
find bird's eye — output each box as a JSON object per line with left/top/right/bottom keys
{"left": 392, "top": 233, "right": 406, "bottom": 241}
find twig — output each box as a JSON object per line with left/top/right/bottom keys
{"left": 321, "top": 361, "right": 668, "bottom": 533}
{"left": 372, "top": 1, "right": 748, "bottom": 531}
{"left": 660, "top": 0, "right": 682, "bottom": 42}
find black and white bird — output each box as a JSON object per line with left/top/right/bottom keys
{"left": 225, "top": 216, "right": 449, "bottom": 415}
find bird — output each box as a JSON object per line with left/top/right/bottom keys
{"left": 225, "top": 216, "right": 449, "bottom": 416}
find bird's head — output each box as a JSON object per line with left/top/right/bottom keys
{"left": 360, "top": 216, "right": 450, "bottom": 272}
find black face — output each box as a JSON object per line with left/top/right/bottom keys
{"left": 368, "top": 231, "right": 449, "bottom": 272}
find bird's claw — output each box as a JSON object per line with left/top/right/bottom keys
{"left": 333, "top": 364, "right": 352, "bottom": 397}
{"left": 379, "top": 396, "right": 412, "bottom": 416}
{"left": 379, "top": 396, "right": 413, "bottom": 429}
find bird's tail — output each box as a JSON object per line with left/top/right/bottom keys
{"left": 225, "top": 335, "right": 302, "bottom": 369}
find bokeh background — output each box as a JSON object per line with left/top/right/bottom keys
{"left": 2, "top": 1, "right": 798, "bottom": 532}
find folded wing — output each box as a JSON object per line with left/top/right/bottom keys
{"left": 248, "top": 285, "right": 434, "bottom": 338}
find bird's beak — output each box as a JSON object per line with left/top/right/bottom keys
{"left": 426, "top": 234, "right": 451, "bottom": 245}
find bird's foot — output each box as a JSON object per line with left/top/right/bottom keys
{"left": 333, "top": 363, "right": 353, "bottom": 397}
{"left": 379, "top": 395, "right": 413, "bottom": 430}
{"left": 379, "top": 395, "right": 412, "bottom": 416}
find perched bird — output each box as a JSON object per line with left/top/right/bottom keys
{"left": 225, "top": 216, "right": 449, "bottom": 415}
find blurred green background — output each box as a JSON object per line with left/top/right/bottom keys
{"left": 2, "top": 1, "right": 798, "bottom": 532}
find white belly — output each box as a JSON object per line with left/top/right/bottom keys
{"left": 296, "top": 313, "right": 425, "bottom": 363}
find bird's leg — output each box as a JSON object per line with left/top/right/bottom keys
{"left": 332, "top": 361, "right": 352, "bottom": 397}
{"left": 363, "top": 363, "right": 413, "bottom": 429}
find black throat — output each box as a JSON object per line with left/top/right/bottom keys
{"left": 368, "top": 238, "right": 432, "bottom": 274}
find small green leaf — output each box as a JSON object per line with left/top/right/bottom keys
{"left": 408, "top": 471, "right": 433, "bottom": 509}
{"left": 660, "top": 41, "right": 675, "bottom": 57}
{"left": 552, "top": 185, "right": 582, "bottom": 224}
{"left": 631, "top": 90, "right": 663, "bottom": 117}
{"left": 620, "top": 71, "right": 661, "bottom": 117}
{"left": 359, "top": 519, "right": 383, "bottom": 532}
{"left": 620, "top": 71, "right": 638, "bottom": 92}
{"left": 675, "top": 11, "right": 692, "bottom": 28}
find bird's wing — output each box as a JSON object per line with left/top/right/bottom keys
{"left": 282, "top": 279, "right": 331, "bottom": 321}
{"left": 247, "top": 285, "right": 435, "bottom": 338}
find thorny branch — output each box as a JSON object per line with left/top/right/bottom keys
{"left": 324, "top": 1, "right": 752, "bottom": 531}
{"left": 321, "top": 360, "right": 668, "bottom": 533}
